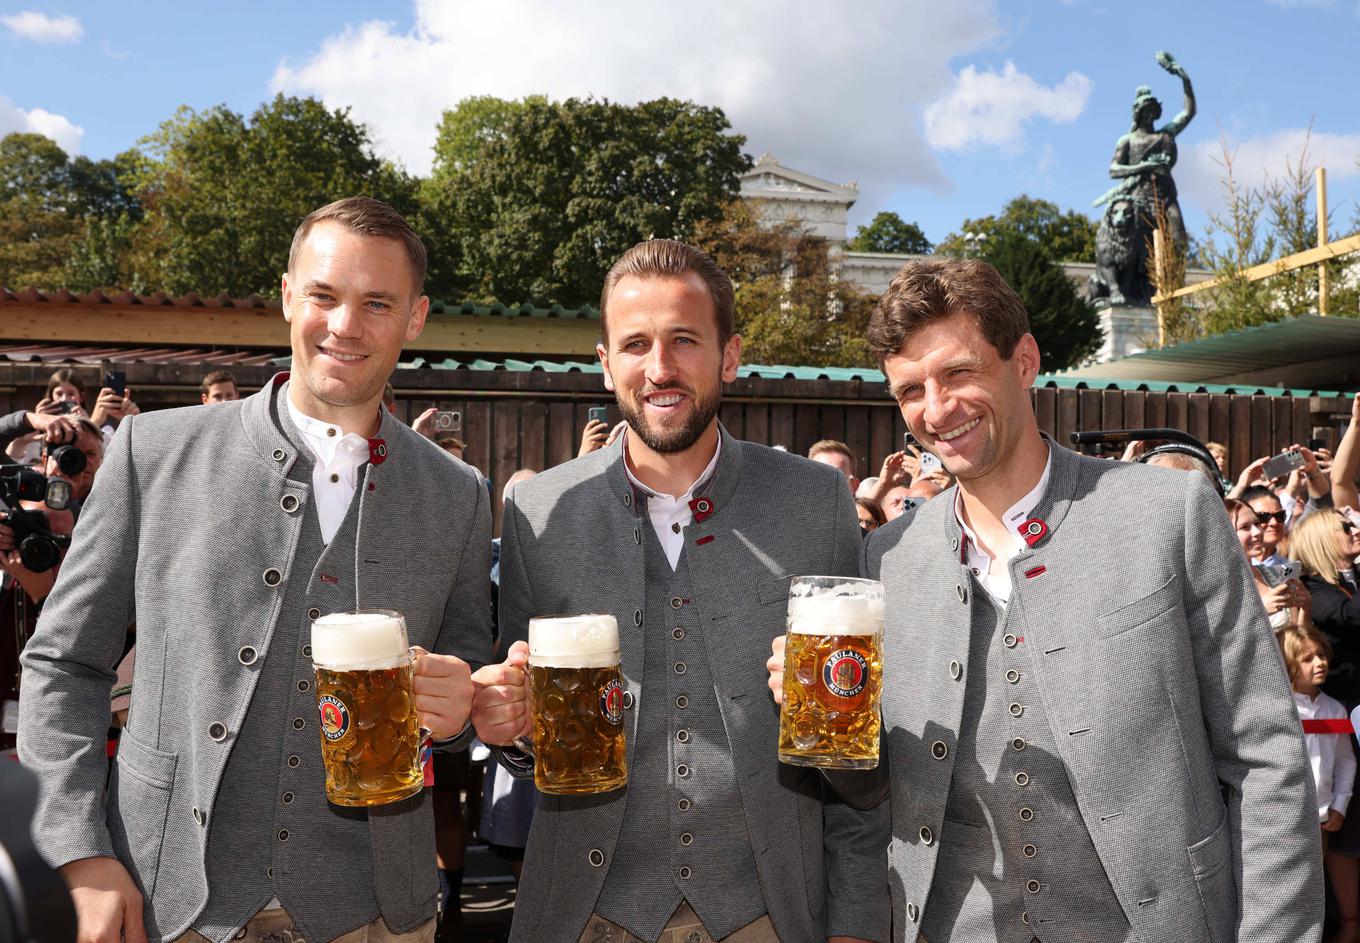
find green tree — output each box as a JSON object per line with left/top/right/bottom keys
{"left": 427, "top": 96, "right": 750, "bottom": 306}
{"left": 134, "top": 95, "right": 416, "bottom": 297}
{"left": 982, "top": 231, "right": 1102, "bottom": 371}
{"left": 693, "top": 199, "right": 876, "bottom": 367}
{"left": 0, "top": 133, "right": 79, "bottom": 287}
{"left": 846, "top": 211, "right": 932, "bottom": 255}
{"left": 939, "top": 195, "right": 1097, "bottom": 263}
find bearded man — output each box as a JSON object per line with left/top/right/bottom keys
{"left": 470, "top": 239, "right": 890, "bottom": 943}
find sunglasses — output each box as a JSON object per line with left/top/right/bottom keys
{"left": 1255, "top": 510, "right": 1287, "bottom": 525}
{"left": 1343, "top": 521, "right": 1356, "bottom": 535}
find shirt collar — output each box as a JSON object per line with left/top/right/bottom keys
{"left": 622, "top": 427, "right": 722, "bottom": 504}
{"left": 285, "top": 393, "right": 371, "bottom": 467}
{"left": 954, "top": 445, "right": 1054, "bottom": 557}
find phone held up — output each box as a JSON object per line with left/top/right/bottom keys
{"left": 588, "top": 406, "right": 609, "bottom": 425}
{"left": 1261, "top": 449, "right": 1305, "bottom": 482}
{"left": 104, "top": 370, "right": 126, "bottom": 397}
{"left": 433, "top": 410, "right": 461, "bottom": 433}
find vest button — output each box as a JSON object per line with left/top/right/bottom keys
{"left": 237, "top": 646, "right": 257, "bottom": 666}
{"left": 678, "top": 798, "right": 691, "bottom": 811}
{"left": 267, "top": 867, "right": 274, "bottom": 879}
{"left": 919, "top": 826, "right": 934, "bottom": 846}
{"left": 670, "top": 597, "right": 683, "bottom": 609}
{"left": 587, "top": 849, "right": 605, "bottom": 867}
{"left": 634, "top": 610, "right": 643, "bottom": 627}
{"left": 676, "top": 764, "right": 690, "bottom": 778}
{"left": 1023, "top": 843, "right": 1037, "bottom": 858}
{"left": 907, "top": 902, "right": 919, "bottom": 923}
{"left": 675, "top": 695, "right": 689, "bottom": 709}
{"left": 622, "top": 691, "right": 634, "bottom": 710}
{"left": 678, "top": 866, "right": 692, "bottom": 880}
{"left": 292, "top": 718, "right": 305, "bottom": 730}
{"left": 1020, "top": 806, "right": 1034, "bottom": 822}
{"left": 308, "top": 608, "right": 320, "bottom": 620}
{"left": 278, "top": 829, "right": 290, "bottom": 842}
{"left": 1022, "top": 911, "right": 1031, "bottom": 926}
{"left": 672, "top": 627, "right": 685, "bottom": 640}
{"left": 677, "top": 730, "right": 690, "bottom": 743}
{"left": 949, "top": 660, "right": 962, "bottom": 680}
{"left": 302, "top": 645, "right": 312, "bottom": 658}
{"left": 680, "top": 832, "right": 693, "bottom": 846}
{"left": 262, "top": 568, "right": 282, "bottom": 587}
{"left": 280, "top": 494, "right": 300, "bottom": 513}
{"left": 1026, "top": 879, "right": 1042, "bottom": 894}
{"left": 674, "top": 662, "right": 687, "bottom": 675}
{"left": 283, "top": 792, "right": 295, "bottom": 804}
{"left": 1009, "top": 702, "right": 1024, "bottom": 717}
{"left": 1006, "top": 669, "right": 1020, "bottom": 683}
{"left": 931, "top": 740, "right": 948, "bottom": 760}
{"left": 297, "top": 679, "right": 310, "bottom": 692}
{"left": 208, "top": 722, "right": 227, "bottom": 742}
{"left": 1015, "top": 771, "right": 1030, "bottom": 787}
{"left": 1003, "top": 634, "right": 1018, "bottom": 648}
{"left": 1013, "top": 737, "right": 1027, "bottom": 751}
{"left": 287, "top": 755, "right": 300, "bottom": 768}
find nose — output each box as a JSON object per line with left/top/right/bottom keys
{"left": 644, "top": 341, "right": 677, "bottom": 385}
{"left": 921, "top": 381, "right": 958, "bottom": 432}
{"left": 327, "top": 302, "right": 362, "bottom": 338}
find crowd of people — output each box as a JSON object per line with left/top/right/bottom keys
{"left": 3, "top": 196, "right": 1356, "bottom": 943}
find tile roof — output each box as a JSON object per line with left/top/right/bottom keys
{"left": 0, "top": 343, "right": 282, "bottom": 367}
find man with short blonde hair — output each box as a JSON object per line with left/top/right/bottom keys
{"left": 808, "top": 439, "right": 860, "bottom": 493}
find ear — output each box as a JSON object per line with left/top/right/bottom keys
{"left": 597, "top": 342, "right": 616, "bottom": 393}
{"left": 721, "top": 333, "right": 743, "bottom": 384}
{"left": 1014, "top": 333, "right": 1041, "bottom": 386}
{"left": 281, "top": 272, "right": 294, "bottom": 324}
{"left": 404, "top": 295, "right": 430, "bottom": 342}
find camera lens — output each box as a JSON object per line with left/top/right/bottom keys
{"left": 47, "top": 444, "right": 87, "bottom": 477}
{"left": 17, "top": 534, "right": 61, "bottom": 573}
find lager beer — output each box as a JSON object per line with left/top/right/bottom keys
{"left": 527, "top": 614, "right": 628, "bottom": 795}
{"left": 311, "top": 610, "right": 423, "bottom": 807}
{"left": 778, "top": 576, "right": 885, "bottom": 769}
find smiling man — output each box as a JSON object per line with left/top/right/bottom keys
{"left": 767, "top": 256, "right": 1321, "bottom": 942}
{"left": 470, "top": 239, "right": 889, "bottom": 943}
{"left": 19, "top": 198, "right": 493, "bottom": 943}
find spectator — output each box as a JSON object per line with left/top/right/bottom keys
{"left": 855, "top": 496, "right": 885, "bottom": 533}
{"left": 807, "top": 439, "right": 859, "bottom": 493}
{"left": 0, "top": 409, "right": 80, "bottom": 468}
{"left": 1292, "top": 508, "right": 1360, "bottom": 704}
{"left": 200, "top": 370, "right": 240, "bottom": 404}
{"left": 860, "top": 449, "right": 908, "bottom": 511}
{"left": 1241, "top": 484, "right": 1289, "bottom": 566}
{"left": 43, "top": 418, "right": 103, "bottom": 503}
{"left": 1279, "top": 624, "right": 1359, "bottom": 943}
{"left": 578, "top": 418, "right": 626, "bottom": 457}
{"left": 880, "top": 484, "right": 915, "bottom": 521}
{"left": 1206, "top": 440, "right": 1229, "bottom": 478}
{"left": 46, "top": 368, "right": 88, "bottom": 412}
{"left": 4, "top": 369, "right": 88, "bottom": 464}
{"left": 1226, "top": 498, "right": 1309, "bottom": 631}
{"left": 436, "top": 435, "right": 466, "bottom": 460}
{"left": 906, "top": 478, "right": 943, "bottom": 502}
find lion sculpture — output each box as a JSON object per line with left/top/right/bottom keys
{"left": 1088, "top": 196, "right": 1153, "bottom": 307}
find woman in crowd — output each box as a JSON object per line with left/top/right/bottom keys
{"left": 1241, "top": 485, "right": 1290, "bottom": 566}
{"left": 1293, "top": 510, "right": 1360, "bottom": 684}
{"left": 855, "top": 496, "right": 885, "bottom": 534}
{"left": 1226, "top": 498, "right": 1310, "bottom": 631}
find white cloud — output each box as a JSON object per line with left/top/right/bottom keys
{"left": 0, "top": 95, "right": 84, "bottom": 153}
{"left": 1, "top": 11, "right": 82, "bottom": 43}
{"left": 270, "top": 0, "right": 1004, "bottom": 209}
{"left": 1179, "top": 127, "right": 1360, "bottom": 215}
{"left": 922, "top": 61, "right": 1092, "bottom": 152}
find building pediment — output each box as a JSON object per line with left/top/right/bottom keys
{"left": 739, "top": 153, "right": 859, "bottom": 205}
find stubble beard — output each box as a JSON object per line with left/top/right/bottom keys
{"left": 618, "top": 381, "right": 722, "bottom": 455}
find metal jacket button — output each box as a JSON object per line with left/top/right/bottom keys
{"left": 272, "top": 448, "right": 286, "bottom": 462}
{"left": 280, "top": 494, "right": 300, "bottom": 513}
{"left": 292, "top": 718, "right": 305, "bottom": 730}
{"left": 238, "top": 646, "right": 257, "bottom": 665}
{"left": 674, "top": 662, "right": 687, "bottom": 675}
{"left": 634, "top": 609, "right": 643, "bottom": 626}
{"left": 1019, "top": 807, "right": 1034, "bottom": 822}
{"left": 287, "top": 755, "right": 300, "bottom": 768}
{"left": 283, "top": 792, "right": 295, "bottom": 804}
{"left": 308, "top": 607, "right": 320, "bottom": 620}
{"left": 676, "top": 764, "right": 690, "bottom": 778}
{"left": 672, "top": 627, "right": 685, "bottom": 640}
{"left": 1013, "top": 737, "right": 1027, "bottom": 751}
{"left": 907, "top": 903, "right": 919, "bottom": 923}
{"left": 302, "top": 645, "right": 312, "bottom": 658}
{"left": 678, "top": 798, "right": 691, "bottom": 811}
{"left": 192, "top": 807, "right": 204, "bottom": 825}
{"left": 208, "top": 722, "right": 227, "bottom": 742}
{"left": 1026, "top": 879, "right": 1041, "bottom": 894}
{"left": 1023, "top": 843, "right": 1037, "bottom": 858}
{"left": 676, "top": 695, "right": 689, "bottom": 709}
{"left": 931, "top": 740, "right": 948, "bottom": 760}
{"left": 956, "top": 584, "right": 966, "bottom": 602}
{"left": 1009, "top": 703, "right": 1024, "bottom": 718}
{"left": 677, "top": 730, "right": 690, "bottom": 743}
{"left": 1006, "top": 669, "right": 1020, "bottom": 683}
{"left": 670, "top": 597, "right": 683, "bottom": 609}
{"left": 296, "top": 679, "right": 310, "bottom": 692}
{"left": 680, "top": 833, "right": 693, "bottom": 846}
{"left": 678, "top": 866, "right": 692, "bottom": 880}
{"left": 919, "top": 826, "right": 934, "bottom": 846}
{"left": 278, "top": 829, "right": 289, "bottom": 842}
{"left": 1004, "top": 634, "right": 1018, "bottom": 648}
{"left": 949, "top": 660, "right": 962, "bottom": 680}
{"left": 1015, "top": 771, "right": 1030, "bottom": 786}
{"left": 588, "top": 849, "right": 605, "bottom": 867}
{"left": 622, "top": 691, "right": 635, "bottom": 710}
{"left": 262, "top": 568, "right": 282, "bottom": 587}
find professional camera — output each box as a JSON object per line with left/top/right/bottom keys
{"left": 0, "top": 467, "right": 73, "bottom": 574}
{"left": 42, "top": 441, "right": 86, "bottom": 479}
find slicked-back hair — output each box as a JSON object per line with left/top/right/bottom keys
{"left": 867, "top": 256, "right": 1030, "bottom": 364}
{"left": 201, "top": 370, "right": 236, "bottom": 394}
{"left": 288, "top": 197, "right": 428, "bottom": 294}
{"left": 599, "top": 239, "right": 735, "bottom": 345}
{"left": 808, "top": 439, "right": 855, "bottom": 464}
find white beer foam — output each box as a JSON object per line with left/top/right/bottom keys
{"left": 311, "top": 611, "right": 409, "bottom": 669}
{"left": 787, "top": 578, "right": 885, "bottom": 636}
{"left": 529, "top": 614, "right": 619, "bottom": 669}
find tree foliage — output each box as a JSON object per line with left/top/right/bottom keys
{"left": 693, "top": 200, "right": 876, "bottom": 367}
{"left": 132, "top": 95, "right": 416, "bottom": 297}
{"left": 939, "top": 195, "right": 1097, "bottom": 263}
{"left": 425, "top": 96, "right": 750, "bottom": 305}
{"left": 981, "top": 231, "right": 1103, "bottom": 372}
{"left": 846, "top": 211, "right": 932, "bottom": 255}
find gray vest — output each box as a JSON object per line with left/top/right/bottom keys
{"left": 923, "top": 578, "right": 1130, "bottom": 943}
{"left": 595, "top": 526, "right": 763, "bottom": 941}
{"left": 194, "top": 458, "right": 383, "bottom": 942}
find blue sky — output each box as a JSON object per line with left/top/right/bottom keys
{"left": 3, "top": 0, "right": 1357, "bottom": 249}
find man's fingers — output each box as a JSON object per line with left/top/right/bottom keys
{"left": 122, "top": 889, "right": 148, "bottom": 943}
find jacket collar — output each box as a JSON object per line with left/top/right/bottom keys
{"left": 241, "top": 371, "right": 398, "bottom": 475}
{"left": 943, "top": 432, "right": 1082, "bottom": 560}
{"left": 604, "top": 422, "right": 744, "bottom": 519}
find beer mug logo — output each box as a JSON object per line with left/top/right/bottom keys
{"left": 600, "top": 678, "right": 625, "bottom": 725}
{"left": 319, "top": 695, "right": 351, "bottom": 742}
{"left": 823, "top": 650, "right": 868, "bottom": 698}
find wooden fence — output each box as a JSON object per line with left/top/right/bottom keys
{"left": 1, "top": 360, "right": 1350, "bottom": 535}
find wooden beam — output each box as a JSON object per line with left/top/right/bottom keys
{"left": 1152, "top": 231, "right": 1360, "bottom": 304}
{"left": 0, "top": 303, "right": 602, "bottom": 355}
{"left": 1318, "top": 166, "right": 1330, "bottom": 316}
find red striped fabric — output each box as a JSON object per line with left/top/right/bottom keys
{"left": 1303, "top": 718, "right": 1355, "bottom": 734}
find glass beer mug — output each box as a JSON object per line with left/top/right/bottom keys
{"left": 526, "top": 614, "right": 628, "bottom": 795}
{"left": 311, "top": 610, "right": 424, "bottom": 806}
{"left": 778, "top": 576, "right": 885, "bottom": 769}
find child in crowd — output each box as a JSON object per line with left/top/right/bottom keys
{"left": 1281, "top": 625, "right": 1359, "bottom": 942}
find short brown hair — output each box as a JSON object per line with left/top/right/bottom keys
{"left": 808, "top": 439, "right": 855, "bottom": 464}
{"left": 289, "top": 197, "right": 428, "bottom": 293}
{"left": 46, "top": 368, "right": 86, "bottom": 398}
{"left": 201, "top": 370, "right": 236, "bottom": 394}
{"left": 867, "top": 257, "right": 1029, "bottom": 363}
{"left": 1277, "top": 623, "right": 1332, "bottom": 686}
{"left": 599, "top": 239, "right": 735, "bottom": 344}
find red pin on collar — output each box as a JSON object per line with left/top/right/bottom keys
{"left": 689, "top": 496, "right": 715, "bottom": 523}
{"left": 1020, "top": 517, "right": 1048, "bottom": 548}
{"left": 368, "top": 438, "right": 388, "bottom": 466}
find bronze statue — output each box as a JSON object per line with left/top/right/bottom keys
{"left": 1089, "top": 51, "right": 1196, "bottom": 306}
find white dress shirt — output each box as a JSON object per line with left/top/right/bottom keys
{"left": 1294, "top": 688, "right": 1356, "bottom": 822}
{"left": 954, "top": 448, "right": 1053, "bottom": 605}
{"left": 623, "top": 430, "right": 721, "bottom": 570}
{"left": 286, "top": 395, "right": 372, "bottom": 544}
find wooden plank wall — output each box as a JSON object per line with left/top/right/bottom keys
{"left": 0, "top": 360, "right": 1349, "bottom": 536}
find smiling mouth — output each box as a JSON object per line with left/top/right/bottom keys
{"left": 320, "top": 346, "right": 367, "bottom": 363}
{"left": 644, "top": 390, "right": 686, "bottom": 408}
{"left": 936, "top": 417, "right": 981, "bottom": 442}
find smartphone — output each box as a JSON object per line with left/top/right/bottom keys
{"left": 105, "top": 370, "right": 126, "bottom": 397}
{"left": 1308, "top": 437, "right": 1327, "bottom": 452}
{"left": 1257, "top": 561, "right": 1303, "bottom": 588}
{"left": 433, "top": 410, "right": 461, "bottom": 433}
{"left": 55, "top": 400, "right": 79, "bottom": 414}
{"left": 1262, "top": 449, "right": 1305, "bottom": 481}
{"left": 918, "top": 451, "right": 943, "bottom": 476}
{"left": 903, "top": 431, "right": 917, "bottom": 452}
{"left": 588, "top": 406, "right": 609, "bottom": 425}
